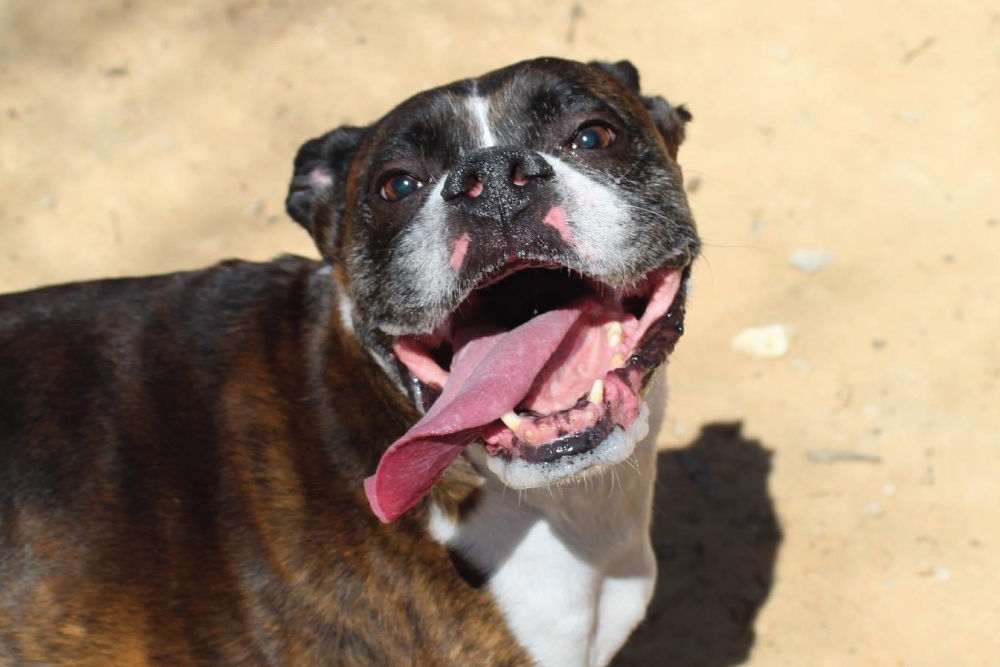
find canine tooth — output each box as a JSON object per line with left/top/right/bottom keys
{"left": 588, "top": 379, "right": 604, "bottom": 404}
{"left": 606, "top": 321, "right": 623, "bottom": 347}
{"left": 500, "top": 411, "right": 522, "bottom": 431}
{"left": 611, "top": 353, "right": 626, "bottom": 367}
{"left": 606, "top": 382, "right": 618, "bottom": 401}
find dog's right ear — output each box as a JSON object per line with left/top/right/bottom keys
{"left": 589, "top": 60, "right": 691, "bottom": 160}
{"left": 286, "top": 125, "right": 368, "bottom": 259}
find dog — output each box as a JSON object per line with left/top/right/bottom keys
{"left": 0, "top": 58, "right": 698, "bottom": 666}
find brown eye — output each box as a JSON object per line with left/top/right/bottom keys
{"left": 571, "top": 123, "right": 616, "bottom": 150}
{"left": 379, "top": 173, "right": 424, "bottom": 201}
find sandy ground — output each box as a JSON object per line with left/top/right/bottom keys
{"left": 2, "top": 1, "right": 998, "bottom": 665}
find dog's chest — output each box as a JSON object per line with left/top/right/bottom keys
{"left": 429, "top": 437, "right": 658, "bottom": 667}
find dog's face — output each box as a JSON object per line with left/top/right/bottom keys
{"left": 287, "top": 58, "right": 699, "bottom": 520}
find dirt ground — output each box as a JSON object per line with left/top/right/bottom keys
{"left": 2, "top": 1, "right": 998, "bottom": 665}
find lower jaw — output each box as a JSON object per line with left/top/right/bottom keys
{"left": 471, "top": 401, "right": 651, "bottom": 489}
{"left": 482, "top": 368, "right": 643, "bottom": 458}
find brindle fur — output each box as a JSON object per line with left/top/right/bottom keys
{"left": 0, "top": 258, "right": 526, "bottom": 665}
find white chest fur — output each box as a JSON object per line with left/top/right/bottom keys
{"left": 428, "top": 407, "right": 659, "bottom": 667}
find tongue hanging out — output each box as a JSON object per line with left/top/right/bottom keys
{"left": 364, "top": 308, "right": 582, "bottom": 523}
{"left": 363, "top": 266, "right": 683, "bottom": 523}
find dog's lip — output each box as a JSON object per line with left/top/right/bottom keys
{"left": 469, "top": 258, "right": 564, "bottom": 293}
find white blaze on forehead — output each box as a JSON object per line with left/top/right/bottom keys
{"left": 466, "top": 95, "right": 497, "bottom": 148}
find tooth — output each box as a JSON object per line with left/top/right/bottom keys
{"left": 611, "top": 353, "right": 626, "bottom": 367}
{"left": 588, "top": 379, "right": 604, "bottom": 404}
{"left": 606, "top": 321, "right": 623, "bottom": 347}
{"left": 500, "top": 411, "right": 522, "bottom": 431}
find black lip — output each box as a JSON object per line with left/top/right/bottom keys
{"left": 626, "top": 264, "right": 689, "bottom": 390}
{"left": 514, "top": 414, "right": 616, "bottom": 464}
{"left": 464, "top": 259, "right": 562, "bottom": 299}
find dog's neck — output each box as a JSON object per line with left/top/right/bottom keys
{"left": 428, "top": 403, "right": 658, "bottom": 667}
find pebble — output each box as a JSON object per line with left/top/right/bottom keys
{"left": 787, "top": 247, "right": 834, "bottom": 273}
{"left": 806, "top": 448, "right": 882, "bottom": 464}
{"left": 247, "top": 198, "right": 265, "bottom": 218}
{"left": 731, "top": 323, "right": 791, "bottom": 358}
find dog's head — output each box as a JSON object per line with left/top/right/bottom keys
{"left": 287, "top": 58, "right": 699, "bottom": 521}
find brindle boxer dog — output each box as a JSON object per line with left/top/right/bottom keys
{"left": 0, "top": 58, "right": 698, "bottom": 666}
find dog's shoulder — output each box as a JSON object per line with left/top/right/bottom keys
{"left": 0, "top": 254, "right": 332, "bottom": 541}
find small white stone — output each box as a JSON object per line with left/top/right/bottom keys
{"left": 788, "top": 247, "right": 835, "bottom": 273}
{"left": 731, "top": 324, "right": 791, "bottom": 359}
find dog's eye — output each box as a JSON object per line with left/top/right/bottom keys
{"left": 379, "top": 173, "right": 424, "bottom": 201}
{"left": 571, "top": 123, "right": 616, "bottom": 150}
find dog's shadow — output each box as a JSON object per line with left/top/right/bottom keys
{"left": 613, "top": 422, "right": 782, "bottom": 667}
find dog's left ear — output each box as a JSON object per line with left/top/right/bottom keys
{"left": 589, "top": 59, "right": 691, "bottom": 159}
{"left": 286, "top": 125, "right": 368, "bottom": 259}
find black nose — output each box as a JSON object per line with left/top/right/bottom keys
{"left": 441, "top": 146, "right": 554, "bottom": 223}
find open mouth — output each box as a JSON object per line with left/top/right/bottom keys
{"left": 394, "top": 264, "right": 687, "bottom": 461}
{"left": 363, "top": 261, "right": 688, "bottom": 523}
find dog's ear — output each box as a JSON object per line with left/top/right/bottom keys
{"left": 286, "top": 125, "right": 368, "bottom": 258}
{"left": 590, "top": 59, "right": 641, "bottom": 93}
{"left": 589, "top": 59, "right": 691, "bottom": 159}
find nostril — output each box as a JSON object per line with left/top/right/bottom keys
{"left": 512, "top": 152, "right": 554, "bottom": 184}
{"left": 467, "top": 179, "right": 484, "bottom": 198}
{"left": 511, "top": 166, "right": 530, "bottom": 187}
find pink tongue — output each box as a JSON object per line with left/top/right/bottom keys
{"left": 364, "top": 308, "right": 583, "bottom": 522}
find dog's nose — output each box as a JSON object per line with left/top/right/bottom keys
{"left": 441, "top": 146, "right": 554, "bottom": 223}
